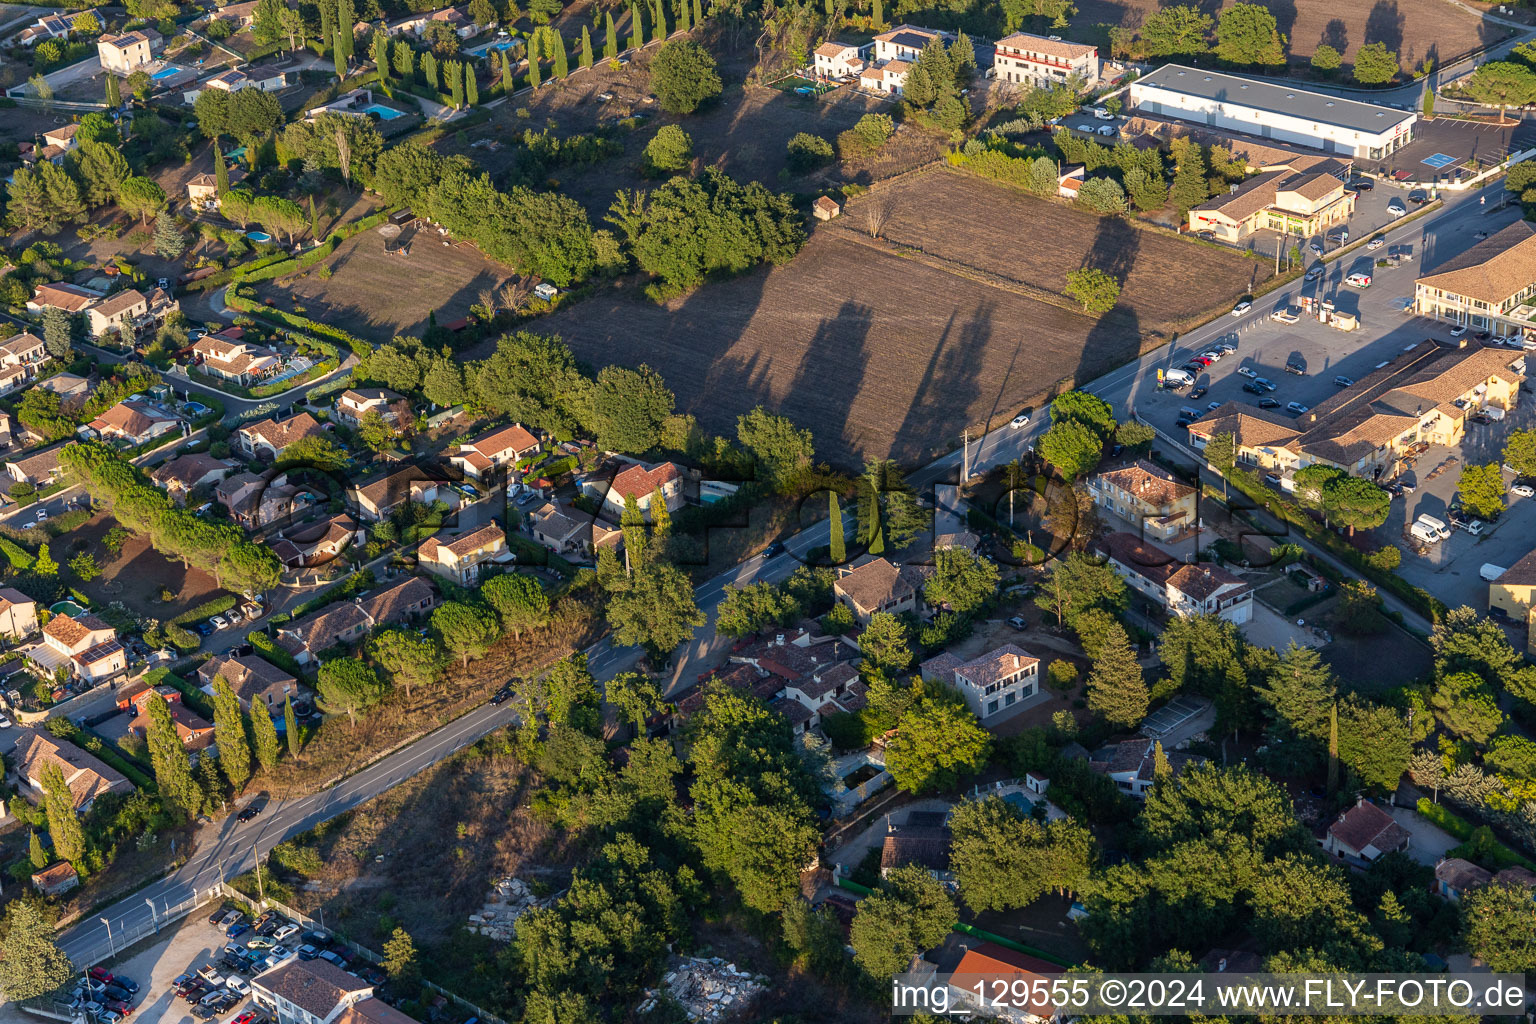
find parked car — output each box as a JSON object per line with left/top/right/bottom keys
{"left": 1333, "top": 376, "right": 1354, "bottom": 388}
{"left": 272, "top": 924, "right": 300, "bottom": 942}
{"left": 247, "top": 936, "right": 275, "bottom": 950}
{"left": 1189, "top": 385, "right": 1208, "bottom": 400}
{"left": 296, "top": 944, "right": 322, "bottom": 961}
{"left": 1367, "top": 237, "right": 1385, "bottom": 250}
{"left": 226, "top": 978, "right": 250, "bottom": 996}
{"left": 228, "top": 921, "right": 251, "bottom": 938}
{"left": 1237, "top": 366, "right": 1258, "bottom": 378}
{"left": 1465, "top": 519, "right": 1487, "bottom": 536}
{"left": 1388, "top": 199, "right": 1407, "bottom": 216}
{"left": 1347, "top": 177, "right": 1374, "bottom": 191}
{"left": 1199, "top": 350, "right": 1223, "bottom": 363}
{"left": 1284, "top": 360, "right": 1307, "bottom": 375}
{"left": 1254, "top": 377, "right": 1277, "bottom": 391}
{"left": 318, "top": 949, "right": 348, "bottom": 968}
{"left": 1216, "top": 342, "right": 1237, "bottom": 356}
{"left": 1310, "top": 242, "right": 1324, "bottom": 255}
{"left": 236, "top": 803, "right": 263, "bottom": 823}
{"left": 1007, "top": 616, "right": 1027, "bottom": 629}
{"left": 209, "top": 614, "right": 228, "bottom": 631}
{"left": 218, "top": 910, "right": 243, "bottom": 927}
{"left": 1257, "top": 397, "right": 1282, "bottom": 409}
{"left": 1230, "top": 301, "right": 1252, "bottom": 317}
{"left": 1409, "top": 188, "right": 1430, "bottom": 204}
{"left": 268, "top": 944, "right": 295, "bottom": 963}
{"left": 1450, "top": 325, "right": 1468, "bottom": 338}
{"left": 1243, "top": 382, "right": 1265, "bottom": 395}
{"left": 1513, "top": 484, "right": 1535, "bottom": 498}
{"left": 1286, "top": 402, "right": 1310, "bottom": 415}
{"left": 1345, "top": 272, "right": 1372, "bottom": 288}
{"left": 1305, "top": 266, "right": 1324, "bottom": 282}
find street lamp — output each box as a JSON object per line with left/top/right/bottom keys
{"left": 100, "top": 916, "right": 114, "bottom": 957}
{"left": 145, "top": 897, "right": 157, "bottom": 931}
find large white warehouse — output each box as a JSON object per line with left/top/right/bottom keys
{"left": 1129, "top": 64, "right": 1416, "bottom": 160}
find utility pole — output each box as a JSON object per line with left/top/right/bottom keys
{"left": 961, "top": 428, "right": 970, "bottom": 481}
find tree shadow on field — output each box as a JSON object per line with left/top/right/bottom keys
{"left": 1073, "top": 216, "right": 1143, "bottom": 392}
{"left": 779, "top": 298, "right": 875, "bottom": 466}
{"left": 891, "top": 305, "right": 996, "bottom": 467}
{"left": 1364, "top": 0, "right": 1405, "bottom": 54}
{"left": 1320, "top": 19, "right": 1349, "bottom": 54}
{"left": 1266, "top": 0, "right": 1299, "bottom": 54}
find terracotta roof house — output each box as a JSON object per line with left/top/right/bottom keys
{"left": 334, "top": 998, "right": 423, "bottom": 1024}
{"left": 947, "top": 942, "right": 1065, "bottom": 1024}
{"left": 335, "top": 388, "right": 408, "bottom": 428}
{"left": 1088, "top": 738, "right": 1201, "bottom": 798}
{"left": 86, "top": 399, "right": 181, "bottom": 446}
{"left": 84, "top": 288, "right": 149, "bottom": 339}
{"left": 1097, "top": 532, "right": 1253, "bottom": 624}
{"left": 417, "top": 524, "right": 510, "bottom": 585}
{"left": 448, "top": 423, "right": 541, "bottom": 481}
{"left": 251, "top": 958, "right": 373, "bottom": 1024}
{"left": 921, "top": 643, "right": 1039, "bottom": 722}
{"left": 26, "top": 282, "right": 100, "bottom": 314}
{"left": 1187, "top": 162, "right": 1354, "bottom": 244}
{"left": 31, "top": 861, "right": 80, "bottom": 896}
{"left": 812, "top": 40, "right": 869, "bottom": 79}
{"left": 10, "top": 727, "right": 133, "bottom": 812}
{"left": 0, "top": 332, "right": 47, "bottom": 397}
{"left": 834, "top": 557, "right": 926, "bottom": 626}
{"left": 1323, "top": 797, "right": 1411, "bottom": 864}
{"left": 36, "top": 372, "right": 90, "bottom": 412}
{"left": 197, "top": 654, "right": 302, "bottom": 716}
{"left": 42, "top": 612, "right": 126, "bottom": 682}
{"left": 270, "top": 513, "right": 358, "bottom": 569}
{"left": 238, "top": 412, "right": 325, "bottom": 461}
{"left": 600, "top": 461, "right": 684, "bottom": 522}
{"left": 186, "top": 167, "right": 248, "bottom": 205}
{"left": 880, "top": 809, "right": 952, "bottom": 879}
{"left": 5, "top": 442, "right": 70, "bottom": 488}
{"left": 276, "top": 576, "right": 436, "bottom": 664}
{"left": 127, "top": 686, "right": 215, "bottom": 752}
{"left": 152, "top": 453, "right": 233, "bottom": 504}
{"left": 526, "top": 500, "right": 621, "bottom": 556}
{"left": 728, "top": 632, "right": 865, "bottom": 734}
{"left": 1088, "top": 460, "right": 1198, "bottom": 541}
{"left": 348, "top": 467, "right": 460, "bottom": 522}
{"left": 0, "top": 587, "right": 38, "bottom": 641}
{"left": 194, "top": 336, "right": 283, "bottom": 386}
{"left": 1434, "top": 857, "right": 1493, "bottom": 903}
{"left": 215, "top": 471, "right": 266, "bottom": 525}
{"left": 813, "top": 196, "right": 842, "bottom": 221}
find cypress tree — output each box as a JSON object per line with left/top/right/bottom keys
{"left": 332, "top": 26, "right": 346, "bottom": 77}
{"left": 653, "top": 0, "right": 667, "bottom": 41}
{"left": 284, "top": 696, "right": 300, "bottom": 761}
{"left": 251, "top": 705, "right": 280, "bottom": 773}
{"left": 146, "top": 695, "right": 201, "bottom": 818}
{"left": 212, "top": 675, "right": 252, "bottom": 791}
{"left": 422, "top": 49, "right": 438, "bottom": 89}
{"left": 605, "top": 11, "right": 618, "bottom": 58}
{"left": 1327, "top": 702, "right": 1340, "bottom": 794}
{"left": 873, "top": 0, "right": 884, "bottom": 28}
{"left": 678, "top": 0, "right": 690, "bottom": 33}
{"left": 28, "top": 830, "right": 46, "bottom": 870}
{"left": 580, "top": 25, "right": 593, "bottom": 68}
{"left": 502, "top": 50, "right": 514, "bottom": 92}
{"left": 692, "top": 0, "right": 702, "bottom": 27}
{"left": 649, "top": 485, "right": 671, "bottom": 547}
{"left": 447, "top": 59, "right": 464, "bottom": 106}
{"left": 527, "top": 32, "right": 541, "bottom": 88}
{"left": 628, "top": 3, "right": 643, "bottom": 49}
{"left": 466, "top": 62, "right": 478, "bottom": 105}
{"left": 214, "top": 143, "right": 230, "bottom": 195}
{"left": 373, "top": 31, "right": 390, "bottom": 81}
{"left": 336, "top": 0, "right": 355, "bottom": 63}
{"left": 829, "top": 491, "right": 845, "bottom": 563}
{"left": 552, "top": 29, "right": 568, "bottom": 77}
{"left": 39, "top": 763, "right": 86, "bottom": 865}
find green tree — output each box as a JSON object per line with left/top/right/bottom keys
{"left": 949, "top": 796, "right": 1095, "bottom": 911}
{"left": 432, "top": 600, "right": 500, "bottom": 667}
{"left": 317, "top": 658, "right": 388, "bottom": 726}
{"left": 40, "top": 307, "right": 72, "bottom": 361}
{"left": 394, "top": 39, "right": 415, "bottom": 78}
{"left": 69, "top": 140, "right": 129, "bottom": 207}
{"left": 1457, "top": 462, "right": 1506, "bottom": 519}
{"left": 829, "top": 491, "right": 846, "bottom": 563}
{"left": 592, "top": 364, "right": 673, "bottom": 452}
{"left": 924, "top": 548, "right": 1000, "bottom": 614}
{"left": 1503, "top": 427, "right": 1536, "bottom": 477}
{"left": 1139, "top": 5, "right": 1211, "bottom": 56}
{"left": 1039, "top": 419, "right": 1103, "bottom": 479}
{"left": 605, "top": 10, "right": 618, "bottom": 58}
{"left": 1051, "top": 389, "right": 1116, "bottom": 437}
{"left": 737, "top": 406, "right": 814, "bottom": 486}
{"left": 605, "top": 562, "right": 704, "bottom": 653}
{"left": 884, "top": 695, "right": 992, "bottom": 793}
{"left": 251, "top": 701, "right": 280, "bottom": 773}
{"left": 1064, "top": 267, "right": 1121, "bottom": 313}
{"left": 580, "top": 25, "right": 593, "bottom": 68}
{"left": 39, "top": 762, "right": 86, "bottom": 864}
{"left": 466, "top": 62, "right": 479, "bottom": 106}
{"left": 1464, "top": 60, "right": 1536, "bottom": 123}
{"left": 1035, "top": 552, "right": 1127, "bottom": 628}
{"left": 116, "top": 175, "right": 167, "bottom": 223}
{"left": 105, "top": 71, "right": 121, "bottom": 107}
{"left": 1169, "top": 144, "right": 1208, "bottom": 215}
{"left": 368, "top": 628, "right": 443, "bottom": 695}
{"left": 550, "top": 28, "right": 568, "bottom": 77}
{"left": 382, "top": 926, "right": 419, "bottom": 983}
{"left": 33, "top": 544, "right": 56, "bottom": 578}
{"left": 0, "top": 901, "right": 74, "bottom": 1001}
{"left": 284, "top": 696, "right": 300, "bottom": 760}
{"left": 1214, "top": 2, "right": 1285, "bottom": 65}
{"left": 1352, "top": 41, "right": 1399, "bottom": 84}
{"left": 1259, "top": 642, "right": 1336, "bottom": 743}
{"left": 1323, "top": 476, "right": 1391, "bottom": 534}
{"left": 1311, "top": 43, "right": 1342, "bottom": 73}
{"left": 543, "top": 655, "right": 603, "bottom": 734}
{"left": 1077, "top": 176, "right": 1127, "bottom": 215}
{"left": 858, "top": 611, "right": 912, "bottom": 673}
{"left": 1431, "top": 671, "right": 1504, "bottom": 744}
{"left": 606, "top": 671, "right": 664, "bottom": 732}
{"left": 649, "top": 39, "right": 721, "bottom": 113}
{"left": 850, "top": 864, "right": 957, "bottom": 977}
{"left": 153, "top": 214, "right": 187, "bottom": 260}
{"left": 145, "top": 693, "right": 200, "bottom": 817}
{"left": 786, "top": 132, "right": 834, "bottom": 172}
{"left": 27, "top": 831, "right": 46, "bottom": 871}
{"left": 1336, "top": 698, "right": 1411, "bottom": 792}
{"left": 644, "top": 124, "right": 694, "bottom": 174}
{"left": 1463, "top": 882, "right": 1536, "bottom": 971}
{"left": 212, "top": 676, "right": 253, "bottom": 790}
{"left": 482, "top": 572, "right": 551, "bottom": 638}
{"left": 1086, "top": 625, "right": 1148, "bottom": 728}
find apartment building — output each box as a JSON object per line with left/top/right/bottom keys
{"left": 1414, "top": 220, "right": 1536, "bottom": 336}
{"left": 992, "top": 30, "right": 1098, "bottom": 90}
{"left": 0, "top": 332, "right": 47, "bottom": 396}
{"left": 1087, "top": 459, "right": 1197, "bottom": 540}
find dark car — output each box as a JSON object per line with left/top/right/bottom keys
{"left": 1175, "top": 416, "right": 1194, "bottom": 428}
{"left": 762, "top": 540, "right": 787, "bottom": 559}
{"left": 1189, "top": 385, "right": 1209, "bottom": 400}
{"left": 297, "top": 944, "right": 322, "bottom": 961}
{"left": 302, "top": 930, "right": 333, "bottom": 946}
{"left": 1258, "top": 397, "right": 1282, "bottom": 409}
{"left": 1347, "top": 177, "right": 1374, "bottom": 191}
{"left": 236, "top": 804, "right": 263, "bottom": 824}
{"left": 1242, "top": 381, "right": 1265, "bottom": 395}
{"left": 193, "top": 621, "right": 213, "bottom": 637}
{"left": 1180, "top": 363, "right": 1204, "bottom": 376}
{"left": 102, "top": 985, "right": 131, "bottom": 1003}
{"left": 1333, "top": 376, "right": 1354, "bottom": 388}
{"left": 490, "top": 684, "right": 513, "bottom": 705}
{"left": 209, "top": 908, "right": 229, "bottom": 925}
{"left": 1409, "top": 188, "right": 1430, "bottom": 204}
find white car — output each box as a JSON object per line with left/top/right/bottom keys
{"left": 1367, "top": 238, "right": 1385, "bottom": 250}
{"left": 1230, "top": 301, "right": 1252, "bottom": 317}
{"left": 0, "top": 714, "right": 11, "bottom": 729}
{"left": 272, "top": 924, "right": 299, "bottom": 942}
{"left": 35, "top": 509, "right": 47, "bottom": 520}
{"left": 1237, "top": 366, "right": 1258, "bottom": 378}
{"left": 1345, "top": 273, "right": 1372, "bottom": 289}
{"left": 210, "top": 614, "right": 228, "bottom": 630}
{"left": 226, "top": 977, "right": 250, "bottom": 995}
{"left": 267, "top": 944, "right": 295, "bottom": 962}
{"left": 1075, "top": 123, "right": 1095, "bottom": 133}
{"left": 21, "top": 522, "right": 34, "bottom": 530}
{"left": 1010, "top": 412, "right": 1030, "bottom": 428}
{"left": 1450, "top": 325, "right": 1468, "bottom": 338}
{"left": 1465, "top": 519, "right": 1486, "bottom": 537}
{"left": 1388, "top": 199, "right": 1407, "bottom": 216}
{"left": 1512, "top": 484, "right": 1535, "bottom": 498}
{"left": 1286, "top": 402, "right": 1310, "bottom": 415}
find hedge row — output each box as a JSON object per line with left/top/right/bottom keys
{"left": 0, "top": 539, "right": 34, "bottom": 570}
{"left": 169, "top": 594, "right": 238, "bottom": 627}
{"left": 185, "top": 251, "right": 293, "bottom": 294}
{"left": 248, "top": 357, "right": 340, "bottom": 398}
{"left": 45, "top": 717, "right": 156, "bottom": 792}
{"left": 225, "top": 290, "right": 370, "bottom": 358}
{"left": 248, "top": 629, "right": 306, "bottom": 680}
{"left": 1417, "top": 797, "right": 1536, "bottom": 870}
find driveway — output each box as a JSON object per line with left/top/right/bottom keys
{"left": 827, "top": 796, "right": 953, "bottom": 874}
{"left": 1387, "top": 803, "right": 1462, "bottom": 867}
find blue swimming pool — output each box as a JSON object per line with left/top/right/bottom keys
{"left": 246, "top": 231, "right": 272, "bottom": 242}
{"left": 150, "top": 66, "right": 183, "bottom": 80}
{"left": 184, "top": 401, "right": 209, "bottom": 415}
{"left": 465, "top": 38, "right": 517, "bottom": 57}
{"left": 362, "top": 104, "right": 404, "bottom": 120}
{"left": 1002, "top": 791, "right": 1034, "bottom": 816}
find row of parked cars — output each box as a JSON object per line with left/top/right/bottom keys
{"left": 70, "top": 967, "right": 140, "bottom": 1023}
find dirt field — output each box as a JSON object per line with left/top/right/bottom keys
{"left": 63, "top": 514, "right": 231, "bottom": 621}
{"left": 1077, "top": 0, "right": 1500, "bottom": 67}
{"left": 504, "top": 170, "right": 1268, "bottom": 468}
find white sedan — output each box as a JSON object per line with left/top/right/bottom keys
{"left": 1010, "top": 412, "right": 1030, "bottom": 428}
{"left": 1237, "top": 366, "right": 1258, "bottom": 378}
{"left": 1230, "top": 301, "right": 1252, "bottom": 317}
{"left": 1512, "top": 484, "right": 1535, "bottom": 498}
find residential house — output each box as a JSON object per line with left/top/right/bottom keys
{"left": 833, "top": 557, "right": 925, "bottom": 626}
{"left": 186, "top": 167, "right": 248, "bottom": 206}
{"left": 1188, "top": 160, "right": 1355, "bottom": 244}
{"left": 152, "top": 453, "right": 233, "bottom": 504}
{"left": 97, "top": 29, "right": 159, "bottom": 74}
{"left": 728, "top": 630, "right": 867, "bottom": 735}
{"left": 1057, "top": 164, "right": 1085, "bottom": 199}
{"left": 275, "top": 576, "right": 436, "bottom": 664}
{"left": 1489, "top": 547, "right": 1536, "bottom": 620}
{"left": 423, "top": 6, "right": 478, "bottom": 38}
{"left": 270, "top": 513, "right": 359, "bottom": 569}
{"left": 238, "top": 412, "right": 325, "bottom": 461}
{"left": 41, "top": 124, "right": 80, "bottom": 157}
{"left": 193, "top": 335, "right": 284, "bottom": 385}
{"left": 1415, "top": 220, "right": 1536, "bottom": 335}
{"left": 26, "top": 282, "right": 99, "bottom": 315}
{"left": 0, "top": 588, "right": 39, "bottom": 640}
{"left": 1089, "top": 738, "right": 1200, "bottom": 798}
{"left": 13, "top": 9, "right": 99, "bottom": 47}
{"left": 920, "top": 643, "right": 1039, "bottom": 722}
{"left": 184, "top": 64, "right": 287, "bottom": 102}
{"left": 251, "top": 958, "right": 374, "bottom": 1024}
{"left": 211, "top": 0, "right": 261, "bottom": 27}
{"left": 448, "top": 423, "right": 541, "bottom": 481}
{"left": 348, "top": 467, "right": 460, "bottom": 522}
{"left": 601, "top": 461, "right": 684, "bottom": 522}
{"left": 1097, "top": 532, "right": 1253, "bottom": 624}
{"left": 42, "top": 612, "right": 126, "bottom": 682}
{"left": 947, "top": 943, "right": 1065, "bottom": 1024}
{"left": 993, "top": 30, "right": 1099, "bottom": 90}
{"left": 859, "top": 59, "right": 911, "bottom": 95}
{"left": 36, "top": 372, "right": 91, "bottom": 412}
{"left": 31, "top": 862, "right": 80, "bottom": 897}
{"left": 812, "top": 196, "right": 841, "bottom": 221}
{"left": 86, "top": 399, "right": 181, "bottom": 446}
{"left": 1087, "top": 459, "right": 1198, "bottom": 540}
{"left": 197, "top": 654, "right": 302, "bottom": 716}
{"left": 1434, "top": 857, "right": 1493, "bottom": 903}
{"left": 812, "top": 41, "right": 869, "bottom": 78}
{"left": 1322, "top": 797, "right": 1412, "bottom": 864}
{"left": 335, "top": 388, "right": 408, "bottom": 428}
{"left": 126, "top": 686, "right": 215, "bottom": 752}
{"left": 1189, "top": 343, "right": 1524, "bottom": 479}
{"left": 0, "top": 410, "right": 14, "bottom": 449}
{"left": 873, "top": 23, "right": 952, "bottom": 62}
{"left": 880, "top": 809, "right": 952, "bottom": 880}
{"left": 5, "top": 442, "right": 69, "bottom": 488}
{"left": 334, "top": 998, "right": 423, "bottom": 1024}
{"left": 9, "top": 727, "right": 133, "bottom": 812}
{"left": 0, "top": 332, "right": 48, "bottom": 397}
{"left": 417, "top": 524, "right": 510, "bottom": 585}
{"left": 215, "top": 471, "right": 265, "bottom": 525}
{"left": 526, "top": 500, "right": 621, "bottom": 556}
{"left": 84, "top": 288, "right": 148, "bottom": 340}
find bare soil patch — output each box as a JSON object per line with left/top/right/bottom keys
{"left": 65, "top": 514, "right": 230, "bottom": 621}
{"left": 507, "top": 170, "right": 1266, "bottom": 469}
{"left": 1075, "top": 0, "right": 1500, "bottom": 67}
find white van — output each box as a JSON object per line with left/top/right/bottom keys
{"left": 1092, "top": 107, "right": 1113, "bottom": 120}
{"left": 1411, "top": 521, "right": 1442, "bottom": 544}
{"left": 1415, "top": 513, "right": 1451, "bottom": 541}
{"left": 1162, "top": 368, "right": 1194, "bottom": 387}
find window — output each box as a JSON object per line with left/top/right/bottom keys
{"left": 987, "top": 699, "right": 999, "bottom": 714}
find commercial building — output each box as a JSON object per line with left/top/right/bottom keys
{"left": 1489, "top": 547, "right": 1536, "bottom": 620}
{"left": 992, "top": 30, "right": 1098, "bottom": 90}
{"left": 1129, "top": 64, "right": 1415, "bottom": 159}
{"left": 1187, "top": 159, "right": 1354, "bottom": 243}
{"left": 1414, "top": 220, "right": 1536, "bottom": 336}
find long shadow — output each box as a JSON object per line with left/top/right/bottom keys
{"left": 890, "top": 304, "right": 995, "bottom": 467}
{"left": 780, "top": 298, "right": 876, "bottom": 465}
{"left": 1267, "top": 0, "right": 1299, "bottom": 54}
{"left": 1073, "top": 215, "right": 1144, "bottom": 392}
{"left": 1363, "top": 0, "right": 1405, "bottom": 54}
{"left": 1321, "top": 19, "right": 1349, "bottom": 53}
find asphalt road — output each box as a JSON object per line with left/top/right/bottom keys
{"left": 57, "top": 175, "right": 1502, "bottom": 966}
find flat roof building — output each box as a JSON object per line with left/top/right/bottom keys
{"left": 1129, "top": 64, "right": 1415, "bottom": 160}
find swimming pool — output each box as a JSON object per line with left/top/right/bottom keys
{"left": 184, "top": 401, "right": 209, "bottom": 415}
{"left": 246, "top": 231, "right": 272, "bottom": 242}
{"left": 1002, "top": 791, "right": 1034, "bottom": 816}
{"left": 362, "top": 104, "right": 404, "bottom": 120}
{"left": 465, "top": 38, "right": 518, "bottom": 57}
{"left": 150, "top": 66, "right": 183, "bottom": 80}
{"left": 50, "top": 601, "right": 85, "bottom": 617}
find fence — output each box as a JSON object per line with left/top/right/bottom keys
{"left": 215, "top": 884, "right": 511, "bottom": 1024}
{"left": 65, "top": 886, "right": 212, "bottom": 968}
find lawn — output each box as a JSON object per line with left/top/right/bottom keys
{"left": 1074, "top": 0, "right": 1500, "bottom": 68}
{"left": 499, "top": 170, "right": 1269, "bottom": 469}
